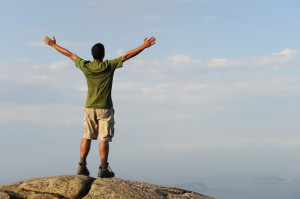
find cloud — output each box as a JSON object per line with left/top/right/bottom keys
{"left": 26, "top": 75, "right": 50, "bottom": 84}
{"left": 0, "top": 60, "right": 50, "bottom": 83}
{"left": 114, "top": 82, "right": 135, "bottom": 91}
{"left": 2, "top": 48, "right": 299, "bottom": 113}
{"left": 110, "top": 48, "right": 300, "bottom": 107}
{"left": 141, "top": 84, "right": 167, "bottom": 101}
{"left": 0, "top": 103, "right": 82, "bottom": 125}
{"left": 49, "top": 60, "right": 71, "bottom": 70}
{"left": 273, "top": 48, "right": 297, "bottom": 58}
{"left": 77, "top": 84, "right": 87, "bottom": 92}
{"left": 205, "top": 48, "right": 297, "bottom": 68}
{"left": 166, "top": 54, "right": 202, "bottom": 68}
{"left": 162, "top": 48, "right": 297, "bottom": 70}
{"left": 0, "top": 58, "right": 83, "bottom": 98}
{"left": 207, "top": 58, "right": 241, "bottom": 68}
{"left": 253, "top": 48, "right": 297, "bottom": 67}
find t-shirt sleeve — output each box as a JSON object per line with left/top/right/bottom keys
{"left": 75, "top": 56, "right": 86, "bottom": 70}
{"left": 75, "top": 56, "right": 92, "bottom": 74}
{"left": 110, "top": 56, "right": 123, "bottom": 69}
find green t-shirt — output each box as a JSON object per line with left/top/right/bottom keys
{"left": 75, "top": 56, "right": 123, "bottom": 108}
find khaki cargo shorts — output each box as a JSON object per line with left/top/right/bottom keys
{"left": 83, "top": 108, "right": 115, "bottom": 142}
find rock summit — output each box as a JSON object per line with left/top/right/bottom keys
{"left": 0, "top": 175, "right": 213, "bottom": 199}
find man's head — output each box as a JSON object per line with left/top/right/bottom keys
{"left": 91, "top": 43, "right": 105, "bottom": 60}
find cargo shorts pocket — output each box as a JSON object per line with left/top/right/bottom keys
{"left": 83, "top": 108, "right": 98, "bottom": 140}
{"left": 99, "top": 108, "right": 115, "bottom": 142}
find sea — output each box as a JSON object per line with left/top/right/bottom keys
{"left": 175, "top": 175, "right": 300, "bottom": 199}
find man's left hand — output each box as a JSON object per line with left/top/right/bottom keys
{"left": 44, "top": 36, "right": 56, "bottom": 46}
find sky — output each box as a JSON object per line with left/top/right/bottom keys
{"left": 0, "top": 0, "right": 300, "bottom": 187}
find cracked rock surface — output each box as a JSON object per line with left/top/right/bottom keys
{"left": 0, "top": 175, "right": 213, "bottom": 199}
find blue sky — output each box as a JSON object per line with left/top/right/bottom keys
{"left": 1, "top": 0, "right": 300, "bottom": 187}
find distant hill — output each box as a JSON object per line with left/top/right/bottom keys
{"left": 253, "top": 176, "right": 297, "bottom": 184}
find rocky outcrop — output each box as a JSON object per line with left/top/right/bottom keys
{"left": 0, "top": 175, "right": 214, "bottom": 199}
{"left": 0, "top": 175, "right": 92, "bottom": 199}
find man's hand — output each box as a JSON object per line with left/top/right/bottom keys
{"left": 143, "top": 37, "right": 156, "bottom": 48}
{"left": 44, "top": 36, "right": 56, "bottom": 47}
{"left": 44, "top": 35, "right": 77, "bottom": 61}
{"left": 121, "top": 36, "right": 156, "bottom": 62}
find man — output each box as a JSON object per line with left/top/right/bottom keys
{"left": 44, "top": 36, "right": 156, "bottom": 178}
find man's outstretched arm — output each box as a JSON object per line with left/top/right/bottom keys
{"left": 44, "top": 36, "right": 77, "bottom": 61}
{"left": 121, "top": 37, "right": 156, "bottom": 62}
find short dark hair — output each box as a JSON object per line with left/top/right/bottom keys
{"left": 91, "top": 43, "right": 105, "bottom": 60}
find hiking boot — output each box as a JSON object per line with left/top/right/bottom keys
{"left": 98, "top": 163, "right": 115, "bottom": 178}
{"left": 77, "top": 162, "right": 90, "bottom": 176}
